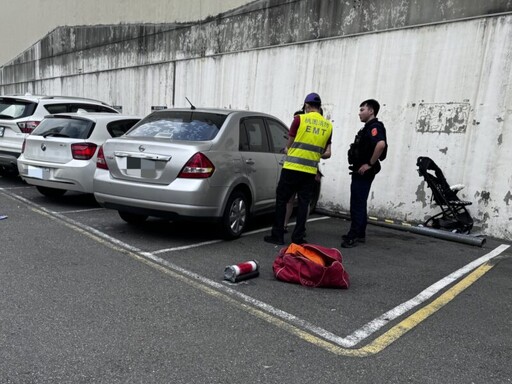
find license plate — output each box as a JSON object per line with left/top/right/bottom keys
{"left": 27, "top": 165, "right": 50, "bottom": 179}
{"left": 0, "top": 126, "right": 4, "bottom": 137}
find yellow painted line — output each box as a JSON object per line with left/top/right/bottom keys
{"left": 356, "top": 262, "right": 494, "bottom": 356}
{"left": 9, "top": 198, "right": 503, "bottom": 357}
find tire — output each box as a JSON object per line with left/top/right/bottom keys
{"left": 118, "top": 211, "right": 148, "bottom": 224}
{"left": 221, "top": 191, "right": 248, "bottom": 239}
{"left": 0, "top": 166, "right": 19, "bottom": 178}
{"left": 36, "top": 186, "right": 66, "bottom": 198}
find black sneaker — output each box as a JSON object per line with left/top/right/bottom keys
{"left": 341, "top": 238, "right": 357, "bottom": 248}
{"left": 342, "top": 234, "right": 366, "bottom": 243}
{"left": 292, "top": 238, "right": 307, "bottom": 245}
{"left": 264, "top": 235, "right": 285, "bottom": 245}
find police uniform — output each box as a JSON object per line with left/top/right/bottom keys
{"left": 266, "top": 99, "right": 332, "bottom": 245}
{"left": 346, "top": 117, "right": 387, "bottom": 241}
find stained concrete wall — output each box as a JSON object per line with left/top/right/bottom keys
{"left": 1, "top": 0, "right": 512, "bottom": 239}
{"left": 0, "top": 0, "right": 253, "bottom": 66}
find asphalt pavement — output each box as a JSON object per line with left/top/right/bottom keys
{"left": 1, "top": 174, "right": 511, "bottom": 384}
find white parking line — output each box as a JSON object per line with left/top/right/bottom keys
{"left": 0, "top": 185, "right": 33, "bottom": 190}
{"left": 152, "top": 216, "right": 331, "bottom": 254}
{"left": 55, "top": 207, "right": 106, "bottom": 214}
{"left": 153, "top": 240, "right": 223, "bottom": 255}
{"left": 342, "top": 244, "right": 510, "bottom": 347}
{"left": 1, "top": 188, "right": 509, "bottom": 350}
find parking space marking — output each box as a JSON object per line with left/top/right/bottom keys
{"left": 153, "top": 240, "right": 223, "bottom": 255}
{"left": 357, "top": 259, "right": 499, "bottom": 355}
{"left": 152, "top": 216, "right": 330, "bottom": 255}
{"left": 342, "top": 243, "right": 510, "bottom": 347}
{"left": 0, "top": 185, "right": 33, "bottom": 190}
{"left": 55, "top": 208, "right": 107, "bottom": 214}
{"left": 2, "top": 188, "right": 509, "bottom": 356}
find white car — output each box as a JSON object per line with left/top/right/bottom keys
{"left": 17, "top": 112, "right": 141, "bottom": 197}
{"left": 0, "top": 94, "right": 119, "bottom": 175}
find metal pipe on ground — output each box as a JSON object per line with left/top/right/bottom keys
{"left": 369, "top": 219, "right": 486, "bottom": 247}
{"left": 323, "top": 210, "right": 486, "bottom": 247}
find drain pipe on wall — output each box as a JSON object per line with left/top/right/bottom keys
{"left": 324, "top": 211, "right": 486, "bottom": 247}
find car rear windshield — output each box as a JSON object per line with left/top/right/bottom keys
{"left": 0, "top": 98, "right": 37, "bottom": 119}
{"left": 31, "top": 117, "right": 94, "bottom": 139}
{"left": 126, "top": 111, "right": 227, "bottom": 141}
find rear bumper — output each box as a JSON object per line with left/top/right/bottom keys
{"left": 94, "top": 191, "right": 223, "bottom": 221}
{"left": 17, "top": 158, "right": 95, "bottom": 193}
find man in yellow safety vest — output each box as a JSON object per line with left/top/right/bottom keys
{"left": 264, "top": 93, "right": 332, "bottom": 245}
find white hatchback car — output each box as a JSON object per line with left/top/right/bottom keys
{"left": 0, "top": 94, "right": 119, "bottom": 175}
{"left": 17, "top": 112, "right": 141, "bottom": 197}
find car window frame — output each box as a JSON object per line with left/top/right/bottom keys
{"left": 0, "top": 98, "right": 37, "bottom": 119}
{"left": 106, "top": 119, "right": 141, "bottom": 138}
{"left": 264, "top": 117, "right": 289, "bottom": 154}
{"left": 239, "top": 116, "right": 271, "bottom": 153}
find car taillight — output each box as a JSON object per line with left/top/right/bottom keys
{"left": 96, "top": 145, "right": 108, "bottom": 170}
{"left": 17, "top": 121, "right": 40, "bottom": 134}
{"left": 178, "top": 153, "right": 215, "bottom": 178}
{"left": 21, "top": 138, "right": 27, "bottom": 154}
{"left": 71, "top": 143, "right": 98, "bottom": 160}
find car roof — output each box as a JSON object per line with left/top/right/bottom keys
{"left": 46, "top": 112, "right": 142, "bottom": 123}
{"left": 0, "top": 94, "right": 112, "bottom": 106}
{"left": 151, "top": 107, "right": 277, "bottom": 118}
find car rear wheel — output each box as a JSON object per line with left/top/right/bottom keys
{"left": 222, "top": 191, "right": 248, "bottom": 239}
{"left": 0, "top": 166, "right": 18, "bottom": 178}
{"left": 118, "top": 211, "right": 148, "bottom": 224}
{"left": 36, "top": 186, "right": 66, "bottom": 198}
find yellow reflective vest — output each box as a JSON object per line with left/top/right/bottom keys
{"left": 283, "top": 112, "right": 332, "bottom": 174}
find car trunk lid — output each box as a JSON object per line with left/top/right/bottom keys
{"left": 102, "top": 137, "right": 213, "bottom": 185}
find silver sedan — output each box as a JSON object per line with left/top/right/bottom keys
{"left": 93, "top": 108, "right": 290, "bottom": 238}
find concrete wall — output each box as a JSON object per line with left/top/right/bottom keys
{"left": 1, "top": 0, "right": 512, "bottom": 239}
{"left": 0, "top": 0, "right": 252, "bottom": 66}
{"left": 172, "top": 16, "right": 512, "bottom": 241}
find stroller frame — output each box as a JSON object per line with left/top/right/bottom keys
{"left": 416, "top": 156, "right": 473, "bottom": 233}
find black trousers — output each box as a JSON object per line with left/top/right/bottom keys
{"left": 348, "top": 173, "right": 375, "bottom": 238}
{"left": 271, "top": 168, "right": 316, "bottom": 242}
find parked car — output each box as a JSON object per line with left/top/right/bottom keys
{"left": 93, "top": 107, "right": 295, "bottom": 238}
{"left": 17, "top": 112, "right": 141, "bottom": 197}
{"left": 0, "top": 94, "right": 119, "bottom": 175}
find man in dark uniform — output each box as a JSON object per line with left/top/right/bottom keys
{"left": 342, "top": 99, "right": 387, "bottom": 248}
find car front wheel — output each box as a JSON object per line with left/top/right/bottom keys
{"left": 222, "top": 191, "right": 248, "bottom": 239}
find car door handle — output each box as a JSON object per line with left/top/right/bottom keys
{"left": 245, "top": 159, "right": 255, "bottom": 165}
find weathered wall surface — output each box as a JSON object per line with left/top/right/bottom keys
{"left": 0, "top": 0, "right": 253, "bottom": 66}
{"left": 1, "top": 0, "right": 512, "bottom": 239}
{"left": 172, "top": 16, "right": 512, "bottom": 240}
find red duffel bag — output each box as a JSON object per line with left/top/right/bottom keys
{"left": 272, "top": 243, "right": 350, "bottom": 288}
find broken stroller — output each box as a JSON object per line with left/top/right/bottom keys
{"left": 416, "top": 156, "right": 474, "bottom": 234}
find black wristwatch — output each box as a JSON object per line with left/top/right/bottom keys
{"left": 367, "top": 161, "right": 374, "bottom": 167}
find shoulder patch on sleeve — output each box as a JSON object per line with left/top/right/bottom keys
{"left": 371, "top": 127, "right": 378, "bottom": 136}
